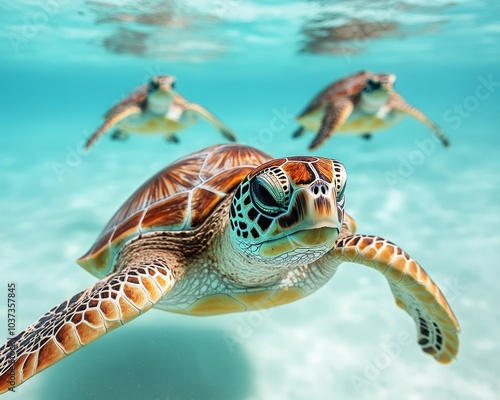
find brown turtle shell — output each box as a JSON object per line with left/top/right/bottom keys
{"left": 104, "top": 83, "right": 149, "bottom": 118}
{"left": 297, "top": 70, "right": 373, "bottom": 117}
{"left": 78, "top": 144, "right": 272, "bottom": 278}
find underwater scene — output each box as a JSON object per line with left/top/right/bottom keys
{"left": 1, "top": 1, "right": 499, "bottom": 399}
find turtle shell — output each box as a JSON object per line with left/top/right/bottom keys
{"left": 297, "top": 70, "right": 373, "bottom": 117}
{"left": 78, "top": 144, "right": 272, "bottom": 278}
{"left": 104, "top": 83, "right": 149, "bottom": 119}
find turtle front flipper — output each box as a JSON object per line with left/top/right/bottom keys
{"left": 0, "top": 260, "right": 175, "bottom": 393}
{"left": 185, "top": 103, "right": 238, "bottom": 142}
{"left": 85, "top": 105, "right": 142, "bottom": 150}
{"left": 391, "top": 97, "right": 451, "bottom": 148}
{"left": 334, "top": 234, "right": 460, "bottom": 363}
{"left": 309, "top": 100, "right": 354, "bottom": 150}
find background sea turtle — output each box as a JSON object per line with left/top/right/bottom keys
{"left": 0, "top": 143, "right": 460, "bottom": 393}
{"left": 293, "top": 70, "right": 451, "bottom": 149}
{"left": 84, "top": 75, "right": 237, "bottom": 150}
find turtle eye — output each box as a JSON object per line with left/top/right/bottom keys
{"left": 364, "top": 79, "right": 381, "bottom": 93}
{"left": 251, "top": 178, "right": 284, "bottom": 216}
{"left": 149, "top": 80, "right": 160, "bottom": 91}
{"left": 254, "top": 182, "right": 279, "bottom": 207}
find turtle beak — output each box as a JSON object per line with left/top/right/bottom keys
{"left": 273, "top": 186, "right": 342, "bottom": 247}
{"left": 380, "top": 74, "right": 396, "bottom": 90}
{"left": 380, "top": 82, "right": 392, "bottom": 91}
{"left": 157, "top": 83, "right": 175, "bottom": 94}
{"left": 291, "top": 185, "right": 341, "bottom": 247}
{"left": 288, "top": 226, "right": 339, "bottom": 248}
{"left": 258, "top": 184, "right": 341, "bottom": 259}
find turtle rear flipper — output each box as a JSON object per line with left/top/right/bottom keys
{"left": 186, "top": 103, "right": 238, "bottom": 142}
{"left": 166, "top": 134, "right": 180, "bottom": 144}
{"left": 333, "top": 234, "right": 460, "bottom": 363}
{"left": 292, "top": 127, "right": 305, "bottom": 138}
{"left": 0, "top": 260, "right": 175, "bottom": 393}
{"left": 111, "top": 130, "right": 128, "bottom": 141}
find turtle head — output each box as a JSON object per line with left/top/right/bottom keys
{"left": 361, "top": 73, "right": 395, "bottom": 105}
{"left": 147, "top": 75, "right": 176, "bottom": 112}
{"left": 148, "top": 75, "right": 176, "bottom": 96}
{"left": 228, "top": 157, "right": 347, "bottom": 271}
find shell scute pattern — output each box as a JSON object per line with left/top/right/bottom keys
{"left": 314, "top": 160, "right": 333, "bottom": 183}
{"left": 78, "top": 144, "right": 272, "bottom": 278}
{"left": 141, "top": 192, "right": 190, "bottom": 230}
{"left": 324, "top": 70, "right": 372, "bottom": 98}
{"left": 299, "top": 70, "right": 372, "bottom": 116}
{"left": 200, "top": 144, "right": 265, "bottom": 180}
{"left": 282, "top": 161, "right": 317, "bottom": 185}
{"left": 248, "top": 158, "right": 286, "bottom": 178}
{"left": 190, "top": 188, "right": 224, "bottom": 227}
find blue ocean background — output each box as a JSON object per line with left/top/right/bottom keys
{"left": 1, "top": 1, "right": 499, "bottom": 399}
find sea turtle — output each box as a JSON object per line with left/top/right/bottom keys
{"left": 293, "top": 70, "right": 451, "bottom": 149}
{"left": 84, "top": 75, "right": 237, "bottom": 150}
{"left": 0, "top": 143, "right": 460, "bottom": 393}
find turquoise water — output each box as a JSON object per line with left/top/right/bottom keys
{"left": 1, "top": 1, "right": 499, "bottom": 399}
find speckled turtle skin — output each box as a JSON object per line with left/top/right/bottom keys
{"left": 293, "top": 70, "right": 451, "bottom": 149}
{"left": 0, "top": 144, "right": 459, "bottom": 394}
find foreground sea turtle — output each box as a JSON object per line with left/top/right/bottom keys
{"left": 293, "top": 70, "right": 450, "bottom": 149}
{"left": 0, "top": 143, "right": 459, "bottom": 393}
{"left": 84, "top": 75, "right": 237, "bottom": 150}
